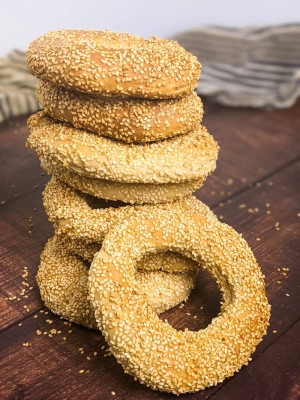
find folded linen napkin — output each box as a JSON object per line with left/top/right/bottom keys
{"left": 174, "top": 24, "right": 300, "bottom": 108}
{"left": 0, "top": 50, "right": 39, "bottom": 123}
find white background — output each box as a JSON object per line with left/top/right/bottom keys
{"left": 0, "top": 0, "right": 299, "bottom": 55}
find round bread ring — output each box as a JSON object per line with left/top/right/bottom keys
{"left": 27, "top": 111, "right": 218, "bottom": 185}
{"left": 37, "top": 236, "right": 196, "bottom": 328}
{"left": 27, "top": 30, "right": 201, "bottom": 99}
{"left": 42, "top": 161, "right": 205, "bottom": 204}
{"left": 43, "top": 177, "right": 215, "bottom": 244}
{"left": 37, "top": 81, "right": 204, "bottom": 143}
{"left": 89, "top": 207, "right": 270, "bottom": 394}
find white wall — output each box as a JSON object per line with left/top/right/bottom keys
{"left": 0, "top": 0, "right": 299, "bottom": 55}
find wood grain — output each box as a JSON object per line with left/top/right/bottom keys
{"left": 197, "top": 98, "right": 300, "bottom": 206}
{"left": 0, "top": 100, "right": 299, "bottom": 399}
{"left": 209, "top": 321, "right": 300, "bottom": 400}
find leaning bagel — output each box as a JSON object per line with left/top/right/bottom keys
{"left": 43, "top": 178, "right": 215, "bottom": 243}
{"left": 27, "top": 30, "right": 201, "bottom": 98}
{"left": 89, "top": 204, "right": 270, "bottom": 394}
{"left": 27, "top": 111, "right": 218, "bottom": 185}
{"left": 37, "top": 236, "right": 197, "bottom": 328}
{"left": 37, "top": 81, "right": 204, "bottom": 143}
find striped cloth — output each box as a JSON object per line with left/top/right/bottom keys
{"left": 0, "top": 25, "right": 299, "bottom": 122}
{"left": 0, "top": 50, "right": 39, "bottom": 123}
{"left": 174, "top": 24, "right": 300, "bottom": 108}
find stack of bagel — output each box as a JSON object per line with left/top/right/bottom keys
{"left": 26, "top": 30, "right": 270, "bottom": 395}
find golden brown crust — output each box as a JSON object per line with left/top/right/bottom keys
{"left": 27, "top": 111, "right": 219, "bottom": 185}
{"left": 37, "top": 81, "right": 203, "bottom": 143}
{"left": 27, "top": 30, "right": 201, "bottom": 98}
{"left": 43, "top": 178, "right": 214, "bottom": 243}
{"left": 89, "top": 206, "right": 270, "bottom": 394}
{"left": 37, "top": 236, "right": 196, "bottom": 328}
{"left": 41, "top": 161, "right": 206, "bottom": 204}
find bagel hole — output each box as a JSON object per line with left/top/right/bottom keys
{"left": 84, "top": 193, "right": 127, "bottom": 209}
{"left": 76, "top": 248, "right": 222, "bottom": 331}
{"left": 160, "top": 261, "right": 222, "bottom": 331}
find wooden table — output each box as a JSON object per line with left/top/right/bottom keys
{"left": 1, "top": 100, "right": 299, "bottom": 400}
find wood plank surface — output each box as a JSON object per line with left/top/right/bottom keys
{"left": 0, "top": 100, "right": 299, "bottom": 399}
{"left": 209, "top": 321, "right": 300, "bottom": 400}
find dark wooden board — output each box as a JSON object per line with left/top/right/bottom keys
{"left": 197, "top": 99, "right": 300, "bottom": 207}
{"left": 0, "top": 101, "right": 299, "bottom": 399}
{"left": 209, "top": 321, "right": 300, "bottom": 400}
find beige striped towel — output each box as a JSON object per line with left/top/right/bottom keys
{"left": 174, "top": 24, "right": 300, "bottom": 108}
{"left": 0, "top": 50, "right": 39, "bottom": 123}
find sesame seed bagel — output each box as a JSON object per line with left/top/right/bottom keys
{"left": 36, "top": 81, "right": 203, "bottom": 143}
{"left": 37, "top": 236, "right": 197, "bottom": 328}
{"left": 27, "top": 30, "right": 201, "bottom": 99}
{"left": 27, "top": 111, "right": 218, "bottom": 185}
{"left": 42, "top": 161, "right": 205, "bottom": 204}
{"left": 89, "top": 206, "right": 270, "bottom": 394}
{"left": 43, "top": 178, "right": 214, "bottom": 244}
